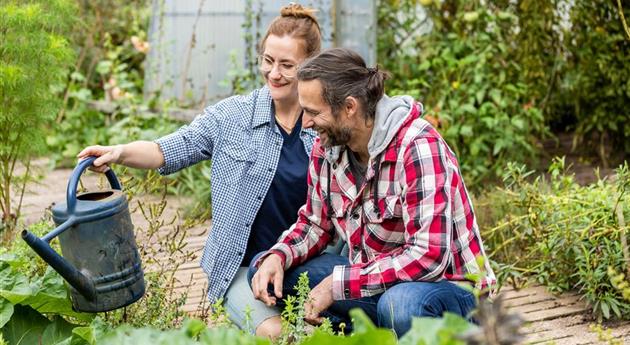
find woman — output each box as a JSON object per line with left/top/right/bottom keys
{"left": 78, "top": 4, "right": 321, "bottom": 337}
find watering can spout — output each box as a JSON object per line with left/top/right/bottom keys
{"left": 21, "top": 229, "right": 97, "bottom": 301}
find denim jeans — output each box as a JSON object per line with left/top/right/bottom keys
{"left": 247, "top": 252, "right": 477, "bottom": 336}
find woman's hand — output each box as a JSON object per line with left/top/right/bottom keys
{"left": 77, "top": 145, "right": 124, "bottom": 173}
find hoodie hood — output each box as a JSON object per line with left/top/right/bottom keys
{"left": 367, "top": 94, "right": 416, "bottom": 158}
{"left": 323, "top": 94, "right": 417, "bottom": 163}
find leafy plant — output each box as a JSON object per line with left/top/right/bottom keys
{"left": 378, "top": 0, "right": 548, "bottom": 186}
{"left": 561, "top": 0, "right": 630, "bottom": 162}
{"left": 479, "top": 158, "right": 630, "bottom": 320}
{"left": 278, "top": 272, "right": 310, "bottom": 345}
{"left": 0, "top": 0, "right": 75, "bottom": 234}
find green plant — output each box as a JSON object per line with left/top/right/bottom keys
{"left": 0, "top": 221, "right": 97, "bottom": 344}
{"left": 46, "top": 0, "right": 155, "bottom": 168}
{"left": 278, "top": 272, "right": 310, "bottom": 345}
{"left": 378, "top": 0, "right": 548, "bottom": 186}
{"left": 0, "top": 0, "right": 75, "bottom": 234}
{"left": 561, "top": 0, "right": 630, "bottom": 162}
{"left": 589, "top": 323, "right": 624, "bottom": 345}
{"left": 480, "top": 159, "right": 630, "bottom": 320}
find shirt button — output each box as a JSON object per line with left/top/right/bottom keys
{"left": 332, "top": 163, "right": 337, "bottom": 169}
{"left": 224, "top": 278, "right": 229, "bottom": 282}
{"left": 245, "top": 223, "right": 250, "bottom": 227}
{"left": 237, "top": 252, "right": 243, "bottom": 256}
{"left": 344, "top": 288, "right": 350, "bottom": 297}
{"left": 267, "top": 168, "right": 273, "bottom": 172}
{"left": 353, "top": 245, "right": 360, "bottom": 252}
{"left": 352, "top": 213, "right": 360, "bottom": 220}
{"left": 257, "top": 195, "right": 262, "bottom": 201}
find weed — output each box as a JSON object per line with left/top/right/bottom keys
{"left": 479, "top": 159, "right": 630, "bottom": 319}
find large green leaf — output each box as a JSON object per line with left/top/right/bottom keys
{"left": 348, "top": 308, "right": 376, "bottom": 334}
{"left": 0, "top": 264, "right": 32, "bottom": 306}
{"left": 0, "top": 298, "right": 13, "bottom": 328}
{"left": 20, "top": 268, "right": 93, "bottom": 322}
{"left": 398, "top": 313, "right": 474, "bottom": 345}
{"left": 41, "top": 316, "right": 76, "bottom": 345}
{"left": 68, "top": 317, "right": 109, "bottom": 345}
{"left": 1, "top": 305, "right": 50, "bottom": 345}
{"left": 0, "top": 263, "right": 92, "bottom": 322}
{"left": 302, "top": 329, "right": 397, "bottom": 345}
{"left": 198, "top": 326, "right": 269, "bottom": 345}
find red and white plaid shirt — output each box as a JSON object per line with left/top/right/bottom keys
{"left": 265, "top": 102, "right": 496, "bottom": 300}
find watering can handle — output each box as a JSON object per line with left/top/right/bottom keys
{"left": 67, "top": 156, "right": 122, "bottom": 214}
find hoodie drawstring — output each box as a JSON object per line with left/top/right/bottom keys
{"left": 372, "top": 153, "right": 383, "bottom": 219}
{"left": 326, "top": 161, "right": 332, "bottom": 220}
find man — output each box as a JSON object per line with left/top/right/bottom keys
{"left": 249, "top": 48, "right": 495, "bottom": 337}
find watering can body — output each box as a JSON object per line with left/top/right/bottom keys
{"left": 22, "top": 157, "right": 145, "bottom": 312}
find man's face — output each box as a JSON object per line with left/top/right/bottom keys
{"left": 298, "top": 79, "right": 352, "bottom": 148}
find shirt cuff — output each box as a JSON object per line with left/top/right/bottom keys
{"left": 254, "top": 244, "right": 294, "bottom": 270}
{"left": 332, "top": 264, "right": 362, "bottom": 300}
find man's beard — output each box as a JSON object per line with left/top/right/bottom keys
{"left": 317, "top": 125, "right": 352, "bottom": 148}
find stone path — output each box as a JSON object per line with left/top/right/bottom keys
{"left": 503, "top": 285, "right": 630, "bottom": 344}
{"left": 13, "top": 165, "right": 630, "bottom": 343}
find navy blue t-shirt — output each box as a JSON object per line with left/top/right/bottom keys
{"left": 241, "top": 117, "right": 309, "bottom": 266}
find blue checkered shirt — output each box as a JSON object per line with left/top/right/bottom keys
{"left": 155, "top": 86, "right": 316, "bottom": 303}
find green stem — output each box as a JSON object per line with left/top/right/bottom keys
{"left": 616, "top": 202, "right": 629, "bottom": 277}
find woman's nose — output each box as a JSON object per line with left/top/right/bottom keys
{"left": 269, "top": 65, "right": 282, "bottom": 79}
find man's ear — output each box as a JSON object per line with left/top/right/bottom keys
{"left": 344, "top": 96, "right": 359, "bottom": 119}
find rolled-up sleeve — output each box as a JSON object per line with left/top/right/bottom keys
{"left": 155, "top": 106, "right": 220, "bottom": 175}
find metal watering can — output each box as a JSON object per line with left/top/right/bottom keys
{"left": 22, "top": 157, "right": 145, "bottom": 312}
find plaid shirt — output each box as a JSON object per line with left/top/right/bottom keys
{"left": 266, "top": 101, "right": 496, "bottom": 300}
{"left": 155, "top": 86, "right": 316, "bottom": 303}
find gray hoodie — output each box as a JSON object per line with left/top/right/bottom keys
{"left": 324, "top": 94, "right": 419, "bottom": 163}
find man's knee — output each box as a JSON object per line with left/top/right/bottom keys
{"left": 376, "top": 282, "right": 466, "bottom": 335}
{"left": 376, "top": 284, "right": 417, "bottom": 333}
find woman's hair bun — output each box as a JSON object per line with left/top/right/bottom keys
{"left": 280, "top": 3, "right": 318, "bottom": 23}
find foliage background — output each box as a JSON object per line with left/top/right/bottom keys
{"left": 378, "top": 0, "right": 629, "bottom": 186}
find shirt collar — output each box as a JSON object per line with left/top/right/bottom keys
{"left": 252, "top": 86, "right": 318, "bottom": 138}
{"left": 252, "top": 86, "right": 274, "bottom": 129}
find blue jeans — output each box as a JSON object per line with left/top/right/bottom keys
{"left": 247, "top": 252, "right": 477, "bottom": 336}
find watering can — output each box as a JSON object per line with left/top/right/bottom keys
{"left": 21, "top": 156, "right": 145, "bottom": 312}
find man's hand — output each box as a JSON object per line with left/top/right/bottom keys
{"left": 304, "top": 274, "right": 334, "bottom": 325}
{"left": 251, "top": 254, "right": 285, "bottom": 306}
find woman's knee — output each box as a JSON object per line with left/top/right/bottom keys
{"left": 255, "top": 316, "right": 282, "bottom": 340}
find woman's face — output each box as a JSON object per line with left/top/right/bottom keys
{"left": 260, "top": 35, "right": 307, "bottom": 104}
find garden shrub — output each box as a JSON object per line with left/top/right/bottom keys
{"left": 0, "top": 0, "right": 75, "bottom": 233}
{"left": 378, "top": 0, "right": 630, "bottom": 184}
{"left": 479, "top": 159, "right": 630, "bottom": 320}
{"left": 378, "top": 0, "right": 548, "bottom": 186}
{"left": 559, "top": 0, "right": 630, "bottom": 162}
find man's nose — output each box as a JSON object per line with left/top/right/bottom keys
{"left": 302, "top": 113, "right": 314, "bottom": 128}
